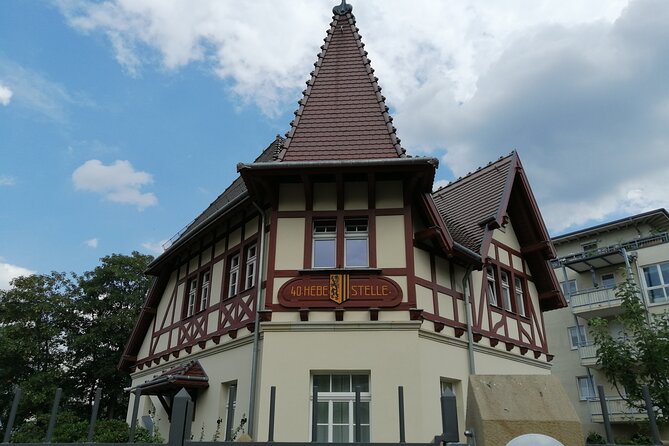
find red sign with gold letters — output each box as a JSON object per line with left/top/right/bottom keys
{"left": 278, "top": 274, "right": 403, "bottom": 308}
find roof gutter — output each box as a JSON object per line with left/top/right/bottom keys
{"left": 237, "top": 157, "right": 439, "bottom": 171}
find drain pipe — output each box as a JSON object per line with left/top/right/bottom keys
{"left": 462, "top": 265, "right": 476, "bottom": 375}
{"left": 247, "top": 202, "right": 267, "bottom": 438}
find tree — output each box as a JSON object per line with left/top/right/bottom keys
{"left": 589, "top": 276, "right": 669, "bottom": 423}
{"left": 0, "top": 251, "right": 153, "bottom": 438}
{"left": 0, "top": 272, "right": 77, "bottom": 426}
{"left": 66, "top": 252, "right": 154, "bottom": 419}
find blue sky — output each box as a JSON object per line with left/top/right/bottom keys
{"left": 2, "top": 0, "right": 669, "bottom": 287}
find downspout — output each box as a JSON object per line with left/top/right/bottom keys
{"left": 622, "top": 248, "right": 651, "bottom": 324}
{"left": 462, "top": 265, "right": 476, "bottom": 375}
{"left": 247, "top": 202, "right": 267, "bottom": 438}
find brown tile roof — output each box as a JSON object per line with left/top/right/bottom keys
{"left": 432, "top": 153, "right": 515, "bottom": 253}
{"left": 278, "top": 6, "right": 404, "bottom": 161}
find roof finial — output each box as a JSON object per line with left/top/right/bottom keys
{"left": 333, "top": 0, "right": 353, "bottom": 15}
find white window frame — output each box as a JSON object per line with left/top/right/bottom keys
{"left": 199, "top": 271, "right": 210, "bottom": 311}
{"left": 642, "top": 262, "right": 669, "bottom": 304}
{"left": 313, "top": 219, "right": 337, "bottom": 268}
{"left": 568, "top": 325, "right": 587, "bottom": 350}
{"left": 486, "top": 265, "right": 498, "bottom": 306}
{"left": 515, "top": 277, "right": 526, "bottom": 317}
{"left": 245, "top": 244, "right": 257, "bottom": 290}
{"left": 500, "top": 271, "right": 512, "bottom": 311}
{"left": 561, "top": 279, "right": 577, "bottom": 302}
{"left": 577, "top": 375, "right": 596, "bottom": 400}
{"left": 600, "top": 272, "right": 615, "bottom": 288}
{"left": 344, "top": 219, "right": 368, "bottom": 268}
{"left": 228, "top": 254, "right": 240, "bottom": 297}
{"left": 187, "top": 278, "right": 197, "bottom": 317}
{"left": 311, "top": 373, "right": 371, "bottom": 443}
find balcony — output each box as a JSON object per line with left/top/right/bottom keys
{"left": 570, "top": 286, "right": 622, "bottom": 318}
{"left": 578, "top": 343, "right": 599, "bottom": 368}
{"left": 589, "top": 397, "right": 648, "bottom": 423}
{"left": 552, "top": 232, "right": 669, "bottom": 273}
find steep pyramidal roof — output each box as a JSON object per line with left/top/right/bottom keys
{"left": 278, "top": 1, "right": 404, "bottom": 161}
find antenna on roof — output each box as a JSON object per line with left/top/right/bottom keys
{"left": 333, "top": 0, "right": 353, "bottom": 15}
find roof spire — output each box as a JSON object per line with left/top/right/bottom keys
{"left": 333, "top": 0, "right": 353, "bottom": 15}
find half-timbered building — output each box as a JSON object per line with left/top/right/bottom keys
{"left": 120, "top": 2, "right": 565, "bottom": 443}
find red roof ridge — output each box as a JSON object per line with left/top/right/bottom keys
{"left": 277, "top": 4, "right": 405, "bottom": 161}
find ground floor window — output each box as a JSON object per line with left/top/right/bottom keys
{"left": 312, "top": 373, "right": 370, "bottom": 442}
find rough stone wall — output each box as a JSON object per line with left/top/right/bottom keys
{"left": 466, "top": 375, "right": 583, "bottom": 446}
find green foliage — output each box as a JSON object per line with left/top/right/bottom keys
{"left": 0, "top": 252, "right": 153, "bottom": 438}
{"left": 9, "top": 412, "right": 161, "bottom": 443}
{"left": 585, "top": 431, "right": 606, "bottom": 444}
{"left": 590, "top": 276, "right": 669, "bottom": 424}
{"left": 627, "top": 432, "right": 653, "bottom": 445}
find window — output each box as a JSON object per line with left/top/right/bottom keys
{"left": 312, "top": 374, "right": 370, "bottom": 443}
{"left": 345, "top": 219, "right": 368, "bottom": 267}
{"left": 500, "top": 271, "right": 512, "bottom": 311}
{"left": 561, "top": 280, "right": 577, "bottom": 301}
{"left": 515, "top": 277, "right": 526, "bottom": 317}
{"left": 199, "top": 271, "right": 210, "bottom": 311}
{"left": 313, "top": 219, "right": 337, "bottom": 268}
{"left": 568, "top": 325, "right": 587, "bottom": 350}
{"left": 186, "top": 278, "right": 197, "bottom": 317}
{"left": 582, "top": 242, "right": 598, "bottom": 253}
{"left": 245, "top": 244, "right": 257, "bottom": 289}
{"left": 228, "top": 254, "right": 240, "bottom": 297}
{"left": 312, "top": 218, "right": 369, "bottom": 269}
{"left": 577, "top": 376, "right": 596, "bottom": 400}
{"left": 220, "top": 381, "right": 237, "bottom": 441}
{"left": 486, "top": 265, "right": 498, "bottom": 306}
{"left": 600, "top": 273, "right": 615, "bottom": 288}
{"left": 642, "top": 262, "right": 669, "bottom": 304}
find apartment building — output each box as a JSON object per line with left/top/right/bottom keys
{"left": 545, "top": 208, "right": 669, "bottom": 439}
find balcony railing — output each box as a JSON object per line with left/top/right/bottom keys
{"left": 552, "top": 231, "right": 669, "bottom": 269}
{"left": 589, "top": 396, "right": 647, "bottom": 423}
{"left": 578, "top": 343, "right": 599, "bottom": 367}
{"left": 570, "top": 286, "right": 622, "bottom": 318}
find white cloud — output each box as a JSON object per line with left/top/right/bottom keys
{"left": 84, "top": 238, "right": 99, "bottom": 248}
{"left": 57, "top": 0, "right": 669, "bottom": 233}
{"left": 72, "top": 159, "right": 158, "bottom": 210}
{"left": 0, "top": 175, "right": 16, "bottom": 186}
{"left": 0, "top": 262, "right": 35, "bottom": 290}
{"left": 0, "top": 82, "right": 12, "bottom": 105}
{"left": 141, "top": 240, "right": 167, "bottom": 255}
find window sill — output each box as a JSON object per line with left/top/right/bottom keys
{"left": 298, "top": 268, "right": 382, "bottom": 276}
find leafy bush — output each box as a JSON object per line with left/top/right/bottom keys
{"left": 585, "top": 431, "right": 606, "bottom": 444}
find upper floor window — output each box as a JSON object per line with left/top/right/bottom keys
{"left": 582, "top": 242, "right": 598, "bottom": 253}
{"left": 228, "top": 254, "right": 240, "bottom": 297}
{"left": 568, "top": 325, "right": 587, "bottom": 350}
{"left": 577, "top": 375, "right": 596, "bottom": 400}
{"left": 486, "top": 265, "right": 498, "bottom": 306}
{"left": 186, "top": 278, "right": 197, "bottom": 317}
{"left": 561, "top": 280, "right": 577, "bottom": 301}
{"left": 312, "top": 373, "right": 370, "bottom": 443}
{"left": 642, "top": 262, "right": 669, "bottom": 304}
{"left": 313, "top": 219, "right": 337, "bottom": 268}
{"left": 500, "top": 271, "right": 513, "bottom": 311}
{"left": 312, "top": 218, "right": 369, "bottom": 269}
{"left": 514, "top": 277, "right": 526, "bottom": 317}
{"left": 600, "top": 273, "right": 615, "bottom": 288}
{"left": 344, "top": 219, "right": 368, "bottom": 267}
{"left": 245, "top": 244, "right": 257, "bottom": 290}
{"left": 199, "top": 271, "right": 210, "bottom": 311}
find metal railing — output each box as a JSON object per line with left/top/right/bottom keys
{"left": 570, "top": 286, "right": 621, "bottom": 311}
{"left": 578, "top": 343, "right": 598, "bottom": 363}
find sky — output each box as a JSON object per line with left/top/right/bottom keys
{"left": 2, "top": 0, "right": 669, "bottom": 289}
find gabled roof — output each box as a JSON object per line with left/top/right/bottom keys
{"left": 431, "top": 152, "right": 564, "bottom": 311}
{"left": 277, "top": 2, "right": 404, "bottom": 161}
{"left": 432, "top": 153, "right": 516, "bottom": 254}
